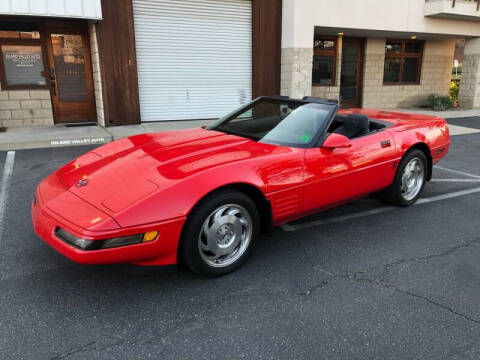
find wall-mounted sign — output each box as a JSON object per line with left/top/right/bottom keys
{"left": 1, "top": 45, "right": 46, "bottom": 86}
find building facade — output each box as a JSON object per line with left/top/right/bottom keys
{"left": 0, "top": 0, "right": 479, "bottom": 129}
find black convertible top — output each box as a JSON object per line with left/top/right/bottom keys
{"left": 258, "top": 95, "right": 339, "bottom": 106}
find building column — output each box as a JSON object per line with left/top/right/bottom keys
{"left": 280, "top": 0, "right": 314, "bottom": 98}
{"left": 459, "top": 37, "right": 480, "bottom": 109}
{"left": 281, "top": 48, "right": 313, "bottom": 98}
{"left": 88, "top": 22, "right": 105, "bottom": 127}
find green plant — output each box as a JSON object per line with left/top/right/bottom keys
{"left": 427, "top": 93, "right": 453, "bottom": 111}
{"left": 449, "top": 81, "right": 459, "bottom": 104}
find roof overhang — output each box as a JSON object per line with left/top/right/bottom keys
{"left": 314, "top": 26, "right": 472, "bottom": 40}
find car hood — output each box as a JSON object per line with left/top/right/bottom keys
{"left": 56, "top": 128, "right": 277, "bottom": 214}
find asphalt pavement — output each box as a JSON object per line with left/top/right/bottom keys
{"left": 1, "top": 118, "right": 480, "bottom": 359}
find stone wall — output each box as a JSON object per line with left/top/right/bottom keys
{"left": 281, "top": 47, "right": 313, "bottom": 99}
{"left": 459, "top": 37, "right": 480, "bottom": 109}
{"left": 311, "top": 37, "right": 342, "bottom": 101}
{"left": 362, "top": 38, "right": 455, "bottom": 109}
{"left": 89, "top": 22, "right": 105, "bottom": 126}
{"left": 0, "top": 88, "right": 54, "bottom": 128}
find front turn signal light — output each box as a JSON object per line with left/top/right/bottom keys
{"left": 142, "top": 231, "right": 159, "bottom": 243}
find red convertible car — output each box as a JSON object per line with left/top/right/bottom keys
{"left": 32, "top": 96, "right": 450, "bottom": 275}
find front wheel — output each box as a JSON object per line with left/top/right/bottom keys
{"left": 181, "top": 190, "right": 259, "bottom": 276}
{"left": 379, "top": 149, "right": 427, "bottom": 206}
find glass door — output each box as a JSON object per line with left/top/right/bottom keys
{"left": 340, "top": 38, "right": 364, "bottom": 109}
{"left": 46, "top": 30, "right": 96, "bottom": 124}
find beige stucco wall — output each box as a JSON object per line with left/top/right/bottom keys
{"left": 311, "top": 37, "right": 342, "bottom": 101}
{"left": 88, "top": 22, "right": 105, "bottom": 127}
{"left": 0, "top": 87, "right": 54, "bottom": 128}
{"left": 282, "top": 0, "right": 480, "bottom": 49}
{"left": 362, "top": 38, "right": 455, "bottom": 109}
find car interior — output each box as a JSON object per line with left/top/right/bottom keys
{"left": 216, "top": 101, "right": 393, "bottom": 145}
{"left": 327, "top": 114, "right": 390, "bottom": 140}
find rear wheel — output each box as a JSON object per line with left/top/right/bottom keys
{"left": 379, "top": 149, "right": 427, "bottom": 206}
{"left": 181, "top": 190, "right": 259, "bottom": 276}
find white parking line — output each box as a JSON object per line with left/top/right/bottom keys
{"left": 282, "top": 186, "right": 480, "bottom": 232}
{"left": 0, "top": 151, "right": 16, "bottom": 240}
{"left": 430, "top": 179, "right": 480, "bottom": 183}
{"left": 434, "top": 165, "right": 480, "bottom": 179}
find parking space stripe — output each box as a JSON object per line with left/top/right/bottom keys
{"left": 416, "top": 187, "right": 480, "bottom": 205}
{"left": 434, "top": 165, "right": 480, "bottom": 179}
{"left": 430, "top": 179, "right": 480, "bottom": 182}
{"left": 0, "top": 151, "right": 16, "bottom": 240}
{"left": 282, "top": 186, "right": 480, "bottom": 232}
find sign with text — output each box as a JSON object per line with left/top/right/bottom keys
{"left": 1, "top": 45, "right": 46, "bottom": 86}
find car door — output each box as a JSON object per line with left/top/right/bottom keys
{"left": 303, "top": 130, "right": 398, "bottom": 213}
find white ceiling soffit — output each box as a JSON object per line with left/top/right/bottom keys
{"left": 314, "top": 27, "right": 474, "bottom": 40}
{"left": 0, "top": 0, "right": 102, "bottom": 20}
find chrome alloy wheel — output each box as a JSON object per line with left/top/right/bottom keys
{"left": 198, "top": 204, "right": 253, "bottom": 268}
{"left": 400, "top": 157, "right": 425, "bottom": 201}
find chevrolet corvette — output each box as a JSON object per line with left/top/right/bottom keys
{"left": 32, "top": 96, "right": 450, "bottom": 275}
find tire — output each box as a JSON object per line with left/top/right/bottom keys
{"left": 379, "top": 149, "right": 428, "bottom": 206}
{"left": 180, "top": 190, "right": 260, "bottom": 276}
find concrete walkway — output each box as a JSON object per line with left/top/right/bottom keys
{"left": 0, "top": 119, "right": 216, "bottom": 150}
{"left": 0, "top": 109, "right": 478, "bottom": 151}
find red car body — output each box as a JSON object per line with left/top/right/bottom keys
{"left": 32, "top": 107, "right": 450, "bottom": 266}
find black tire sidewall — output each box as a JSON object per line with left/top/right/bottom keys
{"left": 393, "top": 150, "right": 428, "bottom": 206}
{"left": 181, "top": 190, "right": 260, "bottom": 276}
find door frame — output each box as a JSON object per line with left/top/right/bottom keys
{"left": 340, "top": 37, "right": 365, "bottom": 109}
{"left": 44, "top": 24, "right": 96, "bottom": 124}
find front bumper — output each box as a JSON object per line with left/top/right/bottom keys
{"left": 31, "top": 193, "right": 185, "bottom": 266}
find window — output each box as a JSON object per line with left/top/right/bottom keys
{"left": 384, "top": 40, "right": 423, "bottom": 84}
{"left": 0, "top": 26, "right": 47, "bottom": 89}
{"left": 313, "top": 37, "right": 337, "bottom": 86}
{"left": 210, "top": 98, "right": 337, "bottom": 148}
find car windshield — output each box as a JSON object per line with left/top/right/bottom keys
{"left": 209, "top": 98, "right": 336, "bottom": 147}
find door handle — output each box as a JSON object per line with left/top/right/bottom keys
{"left": 50, "top": 81, "right": 56, "bottom": 96}
{"left": 381, "top": 140, "right": 391, "bottom": 148}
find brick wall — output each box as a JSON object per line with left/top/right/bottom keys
{"left": 281, "top": 48, "right": 313, "bottom": 99}
{"left": 362, "top": 38, "right": 455, "bottom": 109}
{"left": 0, "top": 87, "right": 54, "bottom": 128}
{"left": 89, "top": 22, "right": 105, "bottom": 127}
{"left": 458, "top": 37, "right": 480, "bottom": 109}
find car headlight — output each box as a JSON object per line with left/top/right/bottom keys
{"left": 55, "top": 228, "right": 158, "bottom": 250}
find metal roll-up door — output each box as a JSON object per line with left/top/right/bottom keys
{"left": 132, "top": 0, "right": 252, "bottom": 122}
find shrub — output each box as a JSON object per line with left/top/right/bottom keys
{"left": 449, "top": 81, "right": 459, "bottom": 104}
{"left": 427, "top": 93, "right": 453, "bottom": 111}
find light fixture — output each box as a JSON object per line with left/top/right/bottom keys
{"left": 411, "top": 35, "right": 417, "bottom": 39}
{"left": 55, "top": 227, "right": 159, "bottom": 250}
{"left": 338, "top": 32, "right": 344, "bottom": 36}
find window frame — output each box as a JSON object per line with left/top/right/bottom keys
{"left": 312, "top": 36, "right": 338, "bottom": 87}
{"left": 383, "top": 39, "right": 424, "bottom": 86}
{"left": 0, "top": 33, "right": 49, "bottom": 90}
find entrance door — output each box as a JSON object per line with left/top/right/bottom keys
{"left": 340, "top": 38, "right": 364, "bottom": 108}
{"left": 46, "top": 31, "right": 96, "bottom": 124}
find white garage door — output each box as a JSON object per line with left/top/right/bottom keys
{"left": 132, "top": 0, "right": 252, "bottom": 122}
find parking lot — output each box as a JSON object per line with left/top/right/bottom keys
{"left": 1, "top": 118, "right": 480, "bottom": 359}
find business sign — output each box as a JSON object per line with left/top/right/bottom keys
{"left": 1, "top": 45, "right": 46, "bottom": 86}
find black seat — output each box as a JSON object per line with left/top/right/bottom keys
{"left": 333, "top": 114, "right": 370, "bottom": 139}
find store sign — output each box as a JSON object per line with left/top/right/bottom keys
{"left": 1, "top": 45, "right": 46, "bottom": 86}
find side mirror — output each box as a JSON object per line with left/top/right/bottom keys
{"left": 322, "top": 133, "right": 352, "bottom": 149}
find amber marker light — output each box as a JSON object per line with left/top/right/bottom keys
{"left": 142, "top": 231, "right": 159, "bottom": 243}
